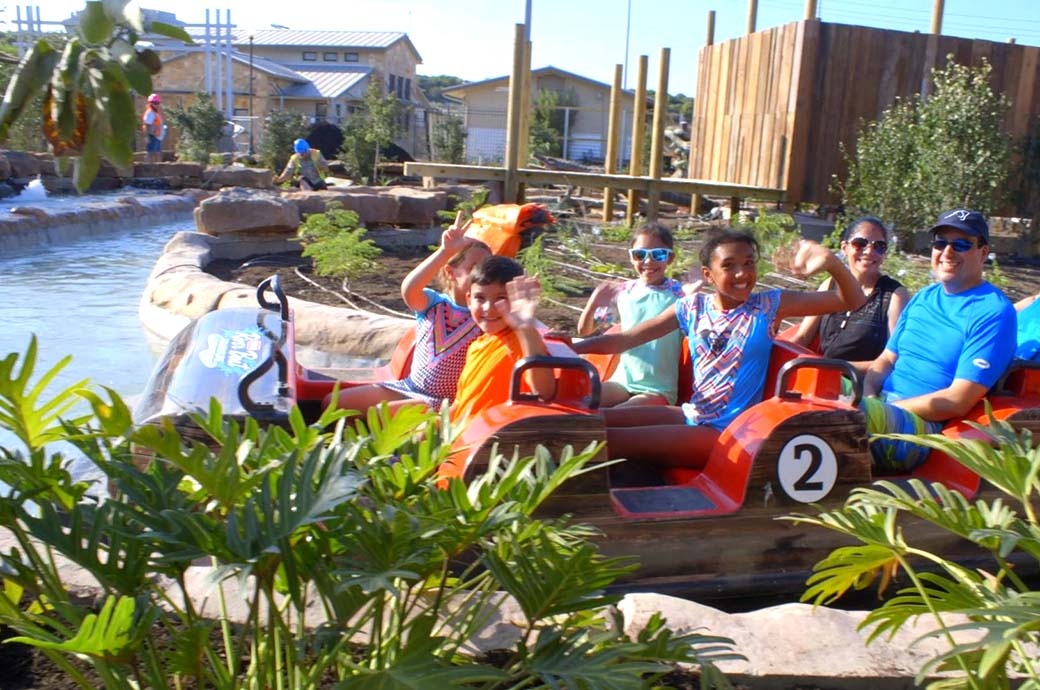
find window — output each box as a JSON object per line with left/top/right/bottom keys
{"left": 396, "top": 78, "right": 404, "bottom": 99}
{"left": 302, "top": 51, "right": 317, "bottom": 61}
{"left": 404, "top": 78, "right": 411, "bottom": 101}
{"left": 344, "top": 52, "right": 359, "bottom": 62}
{"left": 335, "top": 103, "right": 341, "bottom": 118}
{"left": 387, "top": 74, "right": 396, "bottom": 94}
{"left": 323, "top": 52, "right": 338, "bottom": 61}
{"left": 315, "top": 102, "right": 327, "bottom": 118}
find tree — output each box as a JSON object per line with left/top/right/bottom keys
{"left": 258, "top": 109, "right": 308, "bottom": 175}
{"left": 339, "top": 77, "right": 400, "bottom": 183}
{"left": 416, "top": 74, "right": 464, "bottom": 103}
{"left": 836, "top": 58, "right": 1012, "bottom": 235}
{"left": 431, "top": 113, "right": 466, "bottom": 164}
{"left": 0, "top": 1, "right": 192, "bottom": 190}
{"left": 164, "top": 93, "right": 225, "bottom": 163}
{"left": 529, "top": 89, "right": 578, "bottom": 159}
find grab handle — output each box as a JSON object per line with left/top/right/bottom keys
{"left": 510, "top": 355, "right": 602, "bottom": 410}
{"left": 257, "top": 275, "right": 289, "bottom": 322}
{"left": 775, "top": 356, "right": 862, "bottom": 407}
{"left": 237, "top": 347, "right": 290, "bottom": 415}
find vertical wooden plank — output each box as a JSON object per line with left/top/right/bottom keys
{"left": 785, "top": 18, "right": 821, "bottom": 206}
{"left": 647, "top": 47, "right": 670, "bottom": 220}
{"left": 603, "top": 64, "right": 623, "bottom": 222}
{"left": 1012, "top": 47, "right": 1038, "bottom": 137}
{"left": 503, "top": 23, "right": 526, "bottom": 203}
{"left": 628, "top": 55, "right": 649, "bottom": 225}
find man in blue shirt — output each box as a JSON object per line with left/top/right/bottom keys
{"left": 861, "top": 209, "right": 1016, "bottom": 471}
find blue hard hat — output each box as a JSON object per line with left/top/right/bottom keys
{"left": 293, "top": 138, "right": 310, "bottom": 154}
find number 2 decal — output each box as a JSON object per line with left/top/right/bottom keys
{"left": 777, "top": 434, "right": 838, "bottom": 503}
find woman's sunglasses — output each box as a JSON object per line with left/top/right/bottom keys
{"left": 629, "top": 247, "right": 673, "bottom": 262}
{"left": 931, "top": 237, "right": 977, "bottom": 253}
{"left": 847, "top": 237, "right": 888, "bottom": 254}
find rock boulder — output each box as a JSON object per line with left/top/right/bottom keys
{"left": 194, "top": 187, "right": 300, "bottom": 236}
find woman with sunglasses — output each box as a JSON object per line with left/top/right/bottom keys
{"left": 577, "top": 223, "right": 687, "bottom": 407}
{"left": 792, "top": 216, "right": 910, "bottom": 373}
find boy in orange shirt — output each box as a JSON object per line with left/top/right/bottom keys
{"left": 450, "top": 256, "right": 556, "bottom": 424}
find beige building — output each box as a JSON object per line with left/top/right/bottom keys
{"left": 442, "top": 66, "right": 643, "bottom": 165}
{"left": 150, "top": 27, "right": 429, "bottom": 157}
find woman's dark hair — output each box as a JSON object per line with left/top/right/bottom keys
{"left": 842, "top": 216, "right": 888, "bottom": 240}
{"left": 632, "top": 222, "right": 674, "bottom": 249}
{"left": 699, "top": 228, "right": 758, "bottom": 267}
{"left": 470, "top": 255, "right": 524, "bottom": 286}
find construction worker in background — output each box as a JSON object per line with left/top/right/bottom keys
{"left": 141, "top": 93, "right": 165, "bottom": 163}
{"left": 274, "top": 138, "right": 329, "bottom": 190}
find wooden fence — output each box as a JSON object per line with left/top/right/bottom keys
{"left": 690, "top": 19, "right": 1040, "bottom": 210}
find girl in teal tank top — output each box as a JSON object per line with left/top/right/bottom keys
{"left": 577, "top": 223, "right": 686, "bottom": 406}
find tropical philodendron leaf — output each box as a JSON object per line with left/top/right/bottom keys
{"left": 9, "top": 595, "right": 155, "bottom": 663}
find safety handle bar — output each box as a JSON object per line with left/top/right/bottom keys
{"left": 237, "top": 347, "right": 290, "bottom": 415}
{"left": 775, "top": 356, "right": 862, "bottom": 407}
{"left": 256, "top": 275, "right": 289, "bottom": 323}
{"left": 510, "top": 355, "right": 602, "bottom": 410}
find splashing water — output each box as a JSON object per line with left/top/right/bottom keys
{"left": 11, "top": 177, "right": 48, "bottom": 203}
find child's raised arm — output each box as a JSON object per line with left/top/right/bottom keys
{"left": 577, "top": 280, "right": 622, "bottom": 336}
{"left": 573, "top": 304, "right": 680, "bottom": 355}
{"left": 774, "top": 240, "right": 866, "bottom": 320}
{"left": 401, "top": 211, "right": 472, "bottom": 311}
{"left": 502, "top": 275, "right": 557, "bottom": 401}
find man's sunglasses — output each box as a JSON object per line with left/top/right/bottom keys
{"left": 847, "top": 237, "right": 888, "bottom": 254}
{"left": 931, "top": 238, "right": 977, "bottom": 253}
{"left": 629, "top": 247, "right": 673, "bottom": 262}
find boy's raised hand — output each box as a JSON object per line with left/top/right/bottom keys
{"left": 589, "top": 279, "right": 622, "bottom": 308}
{"left": 441, "top": 211, "right": 472, "bottom": 255}
{"left": 501, "top": 275, "right": 541, "bottom": 331}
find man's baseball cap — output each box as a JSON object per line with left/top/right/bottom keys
{"left": 929, "top": 209, "right": 989, "bottom": 245}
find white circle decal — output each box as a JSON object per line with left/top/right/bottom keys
{"left": 777, "top": 434, "right": 838, "bottom": 503}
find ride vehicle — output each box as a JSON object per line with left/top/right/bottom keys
{"left": 135, "top": 277, "right": 1040, "bottom": 601}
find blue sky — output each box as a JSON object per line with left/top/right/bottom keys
{"left": 7, "top": 0, "right": 1040, "bottom": 95}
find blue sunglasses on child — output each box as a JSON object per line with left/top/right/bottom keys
{"left": 629, "top": 247, "right": 673, "bottom": 262}
{"left": 931, "top": 237, "right": 977, "bottom": 253}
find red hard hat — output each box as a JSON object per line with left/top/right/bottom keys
{"left": 147, "top": 93, "right": 161, "bottom": 104}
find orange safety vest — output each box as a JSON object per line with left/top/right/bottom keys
{"left": 142, "top": 105, "right": 163, "bottom": 137}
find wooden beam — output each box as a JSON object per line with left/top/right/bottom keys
{"left": 930, "top": 0, "right": 944, "bottom": 34}
{"left": 804, "top": 0, "right": 817, "bottom": 20}
{"left": 603, "top": 64, "right": 623, "bottom": 222}
{"left": 403, "top": 162, "right": 786, "bottom": 202}
{"left": 747, "top": 0, "right": 758, "bottom": 34}
{"left": 503, "top": 23, "right": 526, "bottom": 203}
{"left": 647, "top": 47, "right": 670, "bottom": 219}
{"left": 626, "top": 55, "right": 649, "bottom": 226}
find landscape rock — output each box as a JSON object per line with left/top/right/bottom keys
{"left": 202, "top": 165, "right": 276, "bottom": 190}
{"left": 194, "top": 187, "right": 300, "bottom": 235}
{"left": 2, "top": 150, "right": 40, "bottom": 178}
{"left": 378, "top": 187, "right": 449, "bottom": 226}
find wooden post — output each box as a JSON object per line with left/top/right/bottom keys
{"left": 626, "top": 55, "right": 648, "bottom": 227}
{"left": 517, "top": 37, "right": 533, "bottom": 202}
{"left": 804, "top": 0, "right": 818, "bottom": 19}
{"left": 503, "top": 23, "right": 526, "bottom": 203}
{"left": 930, "top": 0, "right": 944, "bottom": 34}
{"left": 746, "top": 0, "right": 758, "bottom": 34}
{"left": 603, "top": 64, "right": 623, "bottom": 222}
{"left": 706, "top": 10, "right": 715, "bottom": 46}
{"left": 646, "top": 47, "right": 669, "bottom": 220}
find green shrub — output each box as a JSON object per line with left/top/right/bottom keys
{"left": 297, "top": 202, "right": 382, "bottom": 282}
{"left": 431, "top": 113, "right": 467, "bottom": 164}
{"left": 835, "top": 58, "right": 1012, "bottom": 237}
{"left": 0, "top": 338, "right": 742, "bottom": 689}
{"left": 790, "top": 409, "right": 1040, "bottom": 689}
{"left": 339, "top": 77, "right": 399, "bottom": 184}
{"left": 259, "top": 109, "right": 308, "bottom": 175}
{"left": 165, "top": 93, "right": 225, "bottom": 163}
